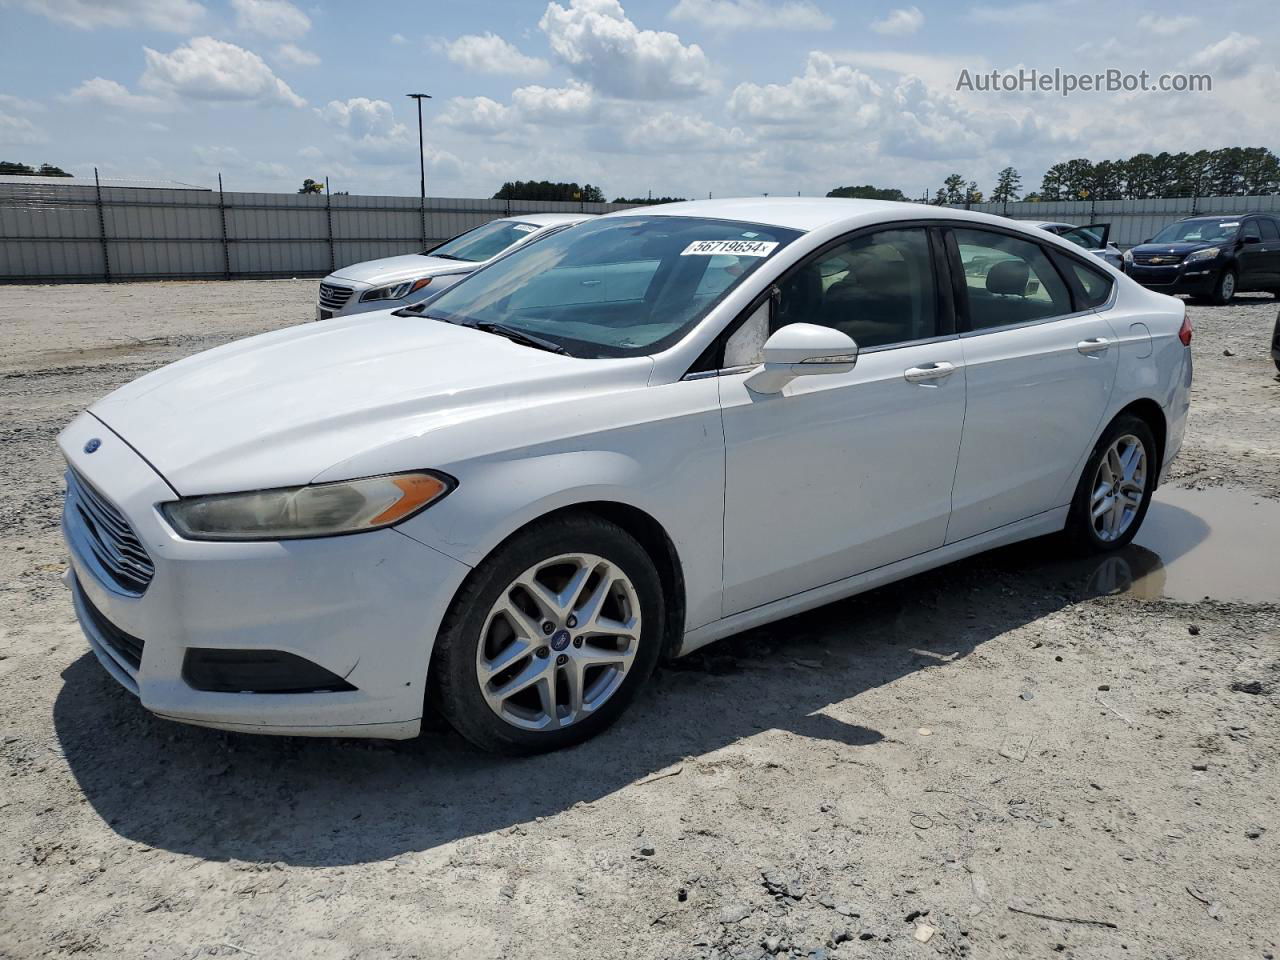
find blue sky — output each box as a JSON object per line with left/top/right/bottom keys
{"left": 1, "top": 0, "right": 1275, "bottom": 200}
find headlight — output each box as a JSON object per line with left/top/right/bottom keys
{"left": 359, "top": 277, "right": 432, "bottom": 302}
{"left": 1122, "top": 249, "right": 1133, "bottom": 263}
{"left": 1185, "top": 247, "right": 1220, "bottom": 262}
{"left": 161, "top": 472, "right": 454, "bottom": 541}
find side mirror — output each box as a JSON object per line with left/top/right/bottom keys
{"left": 1142, "top": 238, "right": 1151, "bottom": 243}
{"left": 746, "top": 323, "right": 858, "bottom": 395}
{"left": 1242, "top": 234, "right": 1260, "bottom": 244}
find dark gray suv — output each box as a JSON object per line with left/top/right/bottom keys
{"left": 1124, "top": 214, "right": 1280, "bottom": 305}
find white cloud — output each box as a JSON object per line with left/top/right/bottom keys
{"left": 968, "top": 2, "right": 1056, "bottom": 24}
{"left": 1189, "top": 32, "right": 1261, "bottom": 79}
{"left": 0, "top": 111, "right": 46, "bottom": 145}
{"left": 0, "top": 93, "right": 42, "bottom": 112}
{"left": 275, "top": 43, "right": 320, "bottom": 66}
{"left": 142, "top": 37, "right": 306, "bottom": 107}
{"left": 540, "top": 0, "right": 716, "bottom": 100}
{"left": 870, "top": 6, "right": 923, "bottom": 36}
{"left": 1, "top": 0, "right": 205, "bottom": 32}
{"left": 668, "top": 0, "right": 832, "bottom": 31}
{"left": 511, "top": 80, "right": 596, "bottom": 122}
{"left": 439, "top": 96, "right": 517, "bottom": 134}
{"left": 729, "top": 52, "right": 882, "bottom": 129}
{"left": 62, "top": 77, "right": 171, "bottom": 112}
{"left": 445, "top": 32, "right": 549, "bottom": 76}
{"left": 390, "top": 33, "right": 407, "bottom": 44}
{"left": 230, "top": 0, "right": 310, "bottom": 38}
{"left": 1135, "top": 13, "right": 1196, "bottom": 35}
{"left": 621, "top": 111, "right": 749, "bottom": 152}
{"left": 193, "top": 144, "right": 243, "bottom": 166}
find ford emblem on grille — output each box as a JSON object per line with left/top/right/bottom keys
{"left": 84, "top": 438, "right": 101, "bottom": 454}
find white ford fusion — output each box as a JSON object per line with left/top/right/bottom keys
{"left": 60, "top": 198, "right": 1192, "bottom": 754}
{"left": 316, "top": 212, "right": 591, "bottom": 320}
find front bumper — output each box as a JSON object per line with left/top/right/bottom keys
{"left": 59, "top": 412, "right": 472, "bottom": 738}
{"left": 316, "top": 272, "right": 467, "bottom": 321}
{"left": 1126, "top": 260, "right": 1221, "bottom": 295}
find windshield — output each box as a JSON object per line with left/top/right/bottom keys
{"left": 1151, "top": 219, "right": 1241, "bottom": 244}
{"left": 426, "top": 219, "right": 540, "bottom": 262}
{"left": 420, "top": 215, "right": 801, "bottom": 358}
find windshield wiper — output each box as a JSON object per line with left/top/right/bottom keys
{"left": 431, "top": 253, "right": 468, "bottom": 261}
{"left": 471, "top": 321, "right": 568, "bottom": 355}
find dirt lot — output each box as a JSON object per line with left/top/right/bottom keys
{"left": 1, "top": 281, "right": 1278, "bottom": 960}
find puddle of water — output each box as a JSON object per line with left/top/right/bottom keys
{"left": 1124, "top": 486, "right": 1280, "bottom": 603}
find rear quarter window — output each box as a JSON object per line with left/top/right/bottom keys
{"left": 1064, "top": 258, "right": 1113, "bottom": 308}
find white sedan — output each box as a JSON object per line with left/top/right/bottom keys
{"left": 60, "top": 198, "right": 1192, "bottom": 753}
{"left": 316, "top": 212, "right": 591, "bottom": 320}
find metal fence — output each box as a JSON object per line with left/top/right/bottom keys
{"left": 956, "top": 195, "right": 1280, "bottom": 248}
{"left": 0, "top": 179, "right": 636, "bottom": 284}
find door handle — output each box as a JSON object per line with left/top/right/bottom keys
{"left": 904, "top": 361, "right": 956, "bottom": 383}
{"left": 1077, "top": 337, "right": 1110, "bottom": 354}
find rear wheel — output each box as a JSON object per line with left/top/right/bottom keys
{"left": 1066, "top": 415, "right": 1157, "bottom": 552}
{"left": 431, "top": 514, "right": 664, "bottom": 754}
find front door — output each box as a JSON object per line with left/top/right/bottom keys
{"left": 945, "top": 226, "right": 1119, "bottom": 542}
{"left": 719, "top": 226, "right": 967, "bottom": 615}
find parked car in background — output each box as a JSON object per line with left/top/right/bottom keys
{"left": 1124, "top": 213, "right": 1280, "bottom": 304}
{"left": 60, "top": 198, "right": 1192, "bottom": 754}
{"left": 1025, "top": 221, "right": 1122, "bottom": 269}
{"left": 316, "top": 213, "right": 592, "bottom": 320}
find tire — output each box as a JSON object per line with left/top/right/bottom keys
{"left": 1065, "top": 414, "right": 1158, "bottom": 553}
{"left": 430, "top": 514, "right": 664, "bottom": 754}
{"left": 1211, "top": 268, "right": 1237, "bottom": 305}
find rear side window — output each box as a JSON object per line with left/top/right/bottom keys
{"left": 1241, "top": 220, "right": 1262, "bottom": 241}
{"left": 952, "top": 228, "right": 1073, "bottom": 331}
{"left": 1064, "top": 258, "right": 1113, "bottom": 307}
{"left": 1259, "top": 219, "right": 1280, "bottom": 241}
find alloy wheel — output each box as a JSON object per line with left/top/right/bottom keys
{"left": 475, "top": 553, "right": 641, "bottom": 731}
{"left": 1090, "top": 434, "right": 1147, "bottom": 542}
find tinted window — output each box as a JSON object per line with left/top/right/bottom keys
{"left": 1151, "top": 219, "right": 1241, "bottom": 243}
{"left": 774, "top": 228, "right": 938, "bottom": 349}
{"left": 953, "top": 229, "right": 1073, "bottom": 331}
{"left": 1260, "top": 219, "right": 1280, "bottom": 241}
{"left": 1241, "top": 220, "right": 1262, "bottom": 241}
{"left": 422, "top": 216, "right": 800, "bottom": 358}
{"left": 1065, "top": 258, "right": 1113, "bottom": 308}
{"left": 1060, "top": 226, "right": 1104, "bottom": 250}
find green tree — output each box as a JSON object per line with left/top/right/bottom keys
{"left": 0, "top": 161, "right": 36, "bottom": 175}
{"left": 941, "top": 173, "right": 968, "bottom": 204}
{"left": 989, "top": 167, "right": 1022, "bottom": 204}
{"left": 493, "top": 180, "right": 604, "bottom": 202}
{"left": 36, "top": 163, "right": 72, "bottom": 177}
{"left": 298, "top": 178, "right": 323, "bottom": 194}
{"left": 612, "top": 195, "right": 686, "bottom": 204}
{"left": 825, "top": 184, "right": 908, "bottom": 201}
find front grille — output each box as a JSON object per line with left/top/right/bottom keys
{"left": 66, "top": 469, "right": 155, "bottom": 596}
{"left": 77, "top": 581, "right": 145, "bottom": 671}
{"left": 318, "top": 282, "right": 353, "bottom": 310}
{"left": 1132, "top": 251, "right": 1185, "bottom": 266}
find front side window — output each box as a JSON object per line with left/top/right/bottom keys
{"left": 773, "top": 227, "right": 939, "bottom": 349}
{"left": 953, "top": 228, "right": 1072, "bottom": 330}
{"left": 428, "top": 220, "right": 540, "bottom": 262}
{"left": 1259, "top": 219, "right": 1280, "bottom": 241}
{"left": 421, "top": 216, "right": 800, "bottom": 358}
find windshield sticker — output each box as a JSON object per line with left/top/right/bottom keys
{"left": 681, "top": 239, "right": 778, "bottom": 257}
{"left": 1218, "top": 222, "right": 1239, "bottom": 228}
{"left": 511, "top": 223, "right": 538, "bottom": 233}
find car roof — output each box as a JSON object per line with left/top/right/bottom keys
{"left": 600, "top": 196, "right": 1039, "bottom": 233}
{"left": 505, "top": 213, "right": 595, "bottom": 226}
{"left": 1024, "top": 221, "right": 1074, "bottom": 229}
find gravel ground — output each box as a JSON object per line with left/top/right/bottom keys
{"left": 1, "top": 281, "right": 1278, "bottom": 960}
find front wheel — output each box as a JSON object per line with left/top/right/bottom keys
{"left": 1211, "top": 268, "right": 1237, "bottom": 305}
{"left": 1066, "top": 415, "right": 1158, "bottom": 552}
{"left": 431, "top": 514, "right": 664, "bottom": 754}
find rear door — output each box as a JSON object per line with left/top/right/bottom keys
{"left": 945, "top": 226, "right": 1119, "bottom": 543}
{"left": 1256, "top": 217, "right": 1280, "bottom": 286}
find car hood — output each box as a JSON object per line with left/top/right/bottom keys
{"left": 90, "top": 314, "right": 649, "bottom": 496}
{"left": 1131, "top": 241, "right": 1219, "bottom": 256}
{"left": 330, "top": 254, "right": 474, "bottom": 285}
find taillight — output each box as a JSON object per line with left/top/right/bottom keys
{"left": 1178, "top": 313, "right": 1193, "bottom": 346}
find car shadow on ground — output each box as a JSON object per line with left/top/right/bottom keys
{"left": 53, "top": 512, "right": 1207, "bottom": 867}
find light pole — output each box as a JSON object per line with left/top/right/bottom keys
{"left": 406, "top": 92, "right": 432, "bottom": 248}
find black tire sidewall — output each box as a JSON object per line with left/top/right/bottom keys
{"left": 1068, "top": 415, "right": 1158, "bottom": 553}
{"left": 431, "top": 515, "right": 665, "bottom": 754}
